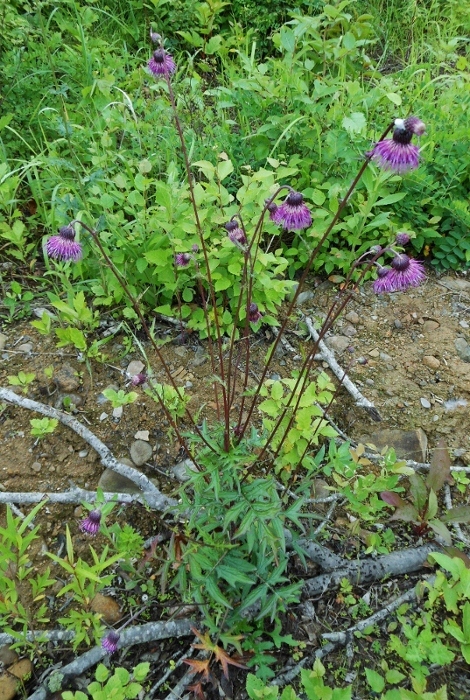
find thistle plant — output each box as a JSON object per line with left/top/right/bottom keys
{"left": 42, "top": 29, "right": 430, "bottom": 666}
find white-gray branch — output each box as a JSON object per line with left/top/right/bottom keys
{"left": 0, "top": 387, "right": 177, "bottom": 512}
{"left": 27, "top": 619, "right": 194, "bottom": 700}
{"left": 305, "top": 318, "right": 382, "bottom": 422}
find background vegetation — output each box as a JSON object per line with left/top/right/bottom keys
{"left": 1, "top": 0, "right": 470, "bottom": 329}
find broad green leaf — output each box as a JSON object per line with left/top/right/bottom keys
{"left": 428, "top": 520, "right": 452, "bottom": 545}
{"left": 342, "top": 112, "right": 366, "bottom": 135}
{"left": 441, "top": 505, "right": 470, "bottom": 524}
{"left": 365, "top": 668, "right": 385, "bottom": 693}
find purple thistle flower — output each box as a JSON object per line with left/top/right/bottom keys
{"left": 372, "top": 267, "right": 394, "bottom": 294}
{"left": 373, "top": 255, "right": 425, "bottom": 294}
{"left": 248, "top": 302, "right": 262, "bottom": 324}
{"left": 148, "top": 48, "right": 176, "bottom": 77}
{"left": 46, "top": 225, "right": 82, "bottom": 262}
{"left": 367, "top": 117, "right": 424, "bottom": 174}
{"left": 388, "top": 254, "right": 426, "bottom": 290}
{"left": 404, "top": 116, "right": 426, "bottom": 136}
{"left": 191, "top": 244, "right": 199, "bottom": 253}
{"left": 266, "top": 200, "right": 279, "bottom": 223}
{"left": 225, "top": 220, "right": 247, "bottom": 247}
{"left": 102, "top": 631, "right": 120, "bottom": 655}
{"left": 79, "top": 509, "right": 102, "bottom": 536}
{"left": 175, "top": 253, "right": 192, "bottom": 267}
{"left": 395, "top": 232, "right": 411, "bottom": 246}
{"left": 131, "top": 373, "right": 147, "bottom": 387}
{"left": 150, "top": 31, "right": 162, "bottom": 44}
{"left": 271, "top": 191, "right": 312, "bottom": 230}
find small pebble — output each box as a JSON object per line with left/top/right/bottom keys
{"left": 420, "top": 397, "right": 431, "bottom": 409}
{"left": 185, "top": 381, "right": 193, "bottom": 389}
{"left": 78, "top": 449, "right": 88, "bottom": 458}
{"left": 99, "top": 412, "right": 108, "bottom": 421}
{"left": 393, "top": 319, "right": 403, "bottom": 329}
{"left": 130, "top": 440, "right": 153, "bottom": 466}
{"left": 368, "top": 348, "right": 380, "bottom": 358}
{"left": 270, "top": 373, "right": 281, "bottom": 381}
{"left": 0, "top": 333, "right": 7, "bottom": 350}
{"left": 423, "top": 355, "right": 440, "bottom": 370}
{"left": 345, "top": 311, "right": 359, "bottom": 324}
{"left": 17, "top": 343, "right": 33, "bottom": 353}
{"left": 459, "top": 320, "right": 469, "bottom": 329}
{"left": 126, "top": 360, "right": 145, "bottom": 377}
{"left": 31, "top": 462, "right": 42, "bottom": 472}
{"left": 134, "top": 430, "right": 150, "bottom": 441}
{"left": 113, "top": 406, "right": 123, "bottom": 419}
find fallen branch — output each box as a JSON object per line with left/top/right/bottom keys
{"left": 0, "top": 388, "right": 177, "bottom": 512}
{"left": 304, "top": 318, "right": 382, "bottom": 421}
{"left": 322, "top": 577, "right": 434, "bottom": 645}
{"left": 0, "top": 488, "right": 163, "bottom": 507}
{"left": 302, "top": 543, "right": 437, "bottom": 598}
{"left": 27, "top": 619, "right": 194, "bottom": 700}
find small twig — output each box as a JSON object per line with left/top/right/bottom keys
{"left": 313, "top": 499, "right": 338, "bottom": 537}
{"left": 270, "top": 642, "right": 338, "bottom": 687}
{"left": 147, "top": 648, "right": 191, "bottom": 697}
{"left": 322, "top": 579, "right": 432, "bottom": 645}
{"left": 304, "top": 318, "right": 382, "bottom": 421}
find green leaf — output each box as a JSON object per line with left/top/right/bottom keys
{"left": 342, "top": 112, "right": 366, "bottom": 135}
{"left": 385, "top": 92, "right": 402, "bottom": 106}
{"left": 280, "top": 27, "right": 295, "bottom": 53}
{"left": 216, "top": 159, "right": 234, "bottom": 181}
{"left": 428, "top": 520, "right": 452, "bottom": 545}
{"left": 365, "top": 668, "right": 385, "bottom": 693}
{"left": 205, "top": 576, "right": 233, "bottom": 608}
{"left": 441, "top": 505, "right": 470, "bottom": 524}
{"left": 375, "top": 193, "right": 407, "bottom": 206}
{"left": 95, "top": 664, "right": 109, "bottom": 682}
{"left": 133, "top": 662, "right": 150, "bottom": 681}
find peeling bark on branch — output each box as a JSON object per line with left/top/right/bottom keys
{"left": 302, "top": 543, "right": 437, "bottom": 598}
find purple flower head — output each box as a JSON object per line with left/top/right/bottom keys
{"left": 372, "top": 266, "right": 394, "bottom": 294}
{"left": 373, "top": 255, "right": 425, "bottom": 294}
{"left": 271, "top": 191, "right": 312, "bottom": 230}
{"left": 225, "top": 220, "right": 247, "bottom": 247}
{"left": 404, "top": 116, "right": 426, "bottom": 136}
{"left": 46, "top": 225, "right": 82, "bottom": 262}
{"left": 395, "top": 232, "right": 411, "bottom": 246}
{"left": 369, "top": 245, "right": 383, "bottom": 255}
{"left": 148, "top": 48, "right": 176, "bottom": 77}
{"left": 175, "top": 253, "right": 192, "bottom": 267}
{"left": 150, "top": 31, "right": 162, "bottom": 44}
{"left": 80, "top": 509, "right": 102, "bottom": 536}
{"left": 265, "top": 199, "right": 279, "bottom": 223}
{"left": 248, "top": 302, "right": 262, "bottom": 324}
{"left": 367, "top": 118, "right": 421, "bottom": 174}
{"left": 191, "top": 244, "right": 199, "bottom": 253}
{"left": 131, "top": 373, "right": 147, "bottom": 387}
{"left": 102, "top": 631, "right": 120, "bottom": 655}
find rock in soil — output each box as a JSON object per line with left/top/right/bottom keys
{"left": 358, "top": 428, "right": 428, "bottom": 462}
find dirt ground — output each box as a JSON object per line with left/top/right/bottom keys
{"left": 1, "top": 268, "right": 470, "bottom": 696}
